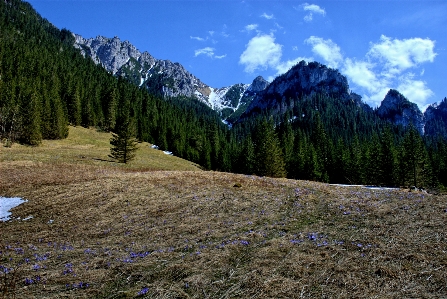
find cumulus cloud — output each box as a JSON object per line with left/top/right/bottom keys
{"left": 343, "top": 59, "right": 383, "bottom": 94}
{"left": 239, "top": 34, "right": 282, "bottom": 73}
{"left": 305, "top": 36, "right": 343, "bottom": 69}
{"left": 260, "top": 13, "right": 274, "bottom": 19}
{"left": 239, "top": 33, "right": 436, "bottom": 109}
{"left": 301, "top": 3, "right": 326, "bottom": 22}
{"left": 397, "top": 74, "right": 434, "bottom": 110}
{"left": 340, "top": 36, "right": 436, "bottom": 108}
{"left": 195, "top": 47, "right": 226, "bottom": 59}
{"left": 244, "top": 24, "right": 259, "bottom": 32}
{"left": 368, "top": 35, "right": 437, "bottom": 73}
{"left": 298, "top": 35, "right": 437, "bottom": 109}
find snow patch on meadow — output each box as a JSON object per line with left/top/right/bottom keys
{"left": 0, "top": 197, "right": 27, "bottom": 221}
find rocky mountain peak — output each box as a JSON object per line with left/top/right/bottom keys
{"left": 248, "top": 76, "right": 269, "bottom": 93}
{"left": 264, "top": 61, "right": 351, "bottom": 98}
{"left": 240, "top": 61, "right": 352, "bottom": 120}
{"left": 72, "top": 33, "right": 267, "bottom": 123}
{"left": 377, "top": 89, "right": 424, "bottom": 134}
{"left": 424, "top": 97, "right": 447, "bottom": 138}
{"left": 74, "top": 34, "right": 143, "bottom": 74}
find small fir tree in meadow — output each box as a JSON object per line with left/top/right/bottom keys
{"left": 109, "top": 118, "right": 138, "bottom": 163}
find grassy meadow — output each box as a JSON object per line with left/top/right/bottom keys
{"left": 1, "top": 127, "right": 446, "bottom": 298}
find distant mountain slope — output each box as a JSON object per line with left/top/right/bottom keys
{"left": 73, "top": 34, "right": 268, "bottom": 123}
{"left": 377, "top": 89, "right": 425, "bottom": 135}
{"left": 239, "top": 61, "right": 370, "bottom": 121}
{"left": 73, "top": 35, "right": 446, "bottom": 133}
{"left": 424, "top": 97, "right": 447, "bottom": 138}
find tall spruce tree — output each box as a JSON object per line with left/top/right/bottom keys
{"left": 19, "top": 91, "right": 41, "bottom": 145}
{"left": 109, "top": 112, "right": 138, "bottom": 164}
{"left": 379, "top": 126, "right": 396, "bottom": 186}
{"left": 401, "top": 125, "right": 428, "bottom": 188}
{"left": 253, "top": 119, "right": 286, "bottom": 178}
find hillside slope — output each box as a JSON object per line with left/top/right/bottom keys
{"left": 0, "top": 126, "right": 201, "bottom": 172}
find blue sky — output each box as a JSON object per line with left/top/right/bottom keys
{"left": 27, "top": 0, "right": 446, "bottom": 110}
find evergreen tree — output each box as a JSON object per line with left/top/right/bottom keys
{"left": 66, "top": 83, "right": 82, "bottom": 126}
{"left": 19, "top": 91, "right": 41, "bottom": 145}
{"left": 104, "top": 87, "right": 117, "bottom": 131}
{"left": 109, "top": 116, "right": 138, "bottom": 163}
{"left": 401, "top": 125, "right": 427, "bottom": 187}
{"left": 253, "top": 119, "right": 286, "bottom": 178}
{"left": 379, "top": 126, "right": 396, "bottom": 186}
{"left": 237, "top": 134, "right": 256, "bottom": 175}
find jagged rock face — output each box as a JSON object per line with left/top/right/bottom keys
{"left": 74, "top": 34, "right": 210, "bottom": 101}
{"left": 377, "top": 89, "right": 425, "bottom": 134}
{"left": 73, "top": 33, "right": 260, "bottom": 119}
{"left": 207, "top": 77, "right": 269, "bottom": 124}
{"left": 241, "top": 61, "right": 352, "bottom": 119}
{"left": 350, "top": 92, "right": 373, "bottom": 113}
{"left": 424, "top": 97, "right": 447, "bottom": 138}
{"left": 74, "top": 34, "right": 146, "bottom": 74}
{"left": 247, "top": 76, "right": 269, "bottom": 93}
{"left": 263, "top": 61, "right": 350, "bottom": 98}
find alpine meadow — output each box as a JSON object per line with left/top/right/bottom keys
{"left": 1, "top": 0, "right": 446, "bottom": 298}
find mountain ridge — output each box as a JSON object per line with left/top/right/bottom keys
{"left": 73, "top": 34, "right": 268, "bottom": 123}
{"left": 73, "top": 33, "right": 445, "bottom": 134}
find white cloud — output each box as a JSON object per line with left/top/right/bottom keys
{"left": 299, "top": 35, "right": 437, "bottom": 109}
{"left": 301, "top": 3, "right": 326, "bottom": 22}
{"left": 305, "top": 36, "right": 343, "bottom": 69}
{"left": 244, "top": 24, "right": 259, "bottom": 32}
{"left": 190, "top": 36, "right": 206, "bottom": 41}
{"left": 194, "top": 47, "right": 226, "bottom": 60}
{"left": 368, "top": 35, "right": 437, "bottom": 73}
{"left": 304, "top": 13, "right": 313, "bottom": 22}
{"left": 195, "top": 47, "right": 215, "bottom": 57}
{"left": 260, "top": 13, "right": 274, "bottom": 19}
{"left": 208, "top": 31, "right": 215, "bottom": 36}
{"left": 239, "top": 34, "right": 282, "bottom": 73}
{"left": 303, "top": 3, "right": 326, "bottom": 15}
{"left": 397, "top": 74, "right": 434, "bottom": 110}
{"left": 343, "top": 59, "right": 383, "bottom": 94}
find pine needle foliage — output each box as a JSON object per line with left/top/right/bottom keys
{"left": 109, "top": 120, "right": 138, "bottom": 163}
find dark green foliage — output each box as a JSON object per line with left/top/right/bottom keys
{"left": 252, "top": 119, "right": 286, "bottom": 178}
{"left": 400, "top": 125, "right": 429, "bottom": 188}
{"left": 19, "top": 91, "right": 41, "bottom": 145}
{"left": 109, "top": 119, "right": 138, "bottom": 163}
{"left": 2, "top": 0, "right": 447, "bottom": 189}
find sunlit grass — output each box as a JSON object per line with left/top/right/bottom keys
{"left": 0, "top": 126, "right": 200, "bottom": 171}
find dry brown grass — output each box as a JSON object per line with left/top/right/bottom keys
{"left": 1, "top": 168, "right": 446, "bottom": 298}
{"left": 1, "top": 129, "right": 447, "bottom": 298}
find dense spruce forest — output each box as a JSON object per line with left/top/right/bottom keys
{"left": 1, "top": 0, "right": 447, "bottom": 189}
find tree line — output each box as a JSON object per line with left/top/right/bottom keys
{"left": 2, "top": 0, "right": 447, "bottom": 190}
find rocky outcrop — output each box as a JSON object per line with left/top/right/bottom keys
{"left": 74, "top": 34, "right": 211, "bottom": 102}
{"left": 73, "top": 34, "right": 259, "bottom": 117}
{"left": 424, "top": 97, "right": 447, "bottom": 138}
{"left": 74, "top": 35, "right": 146, "bottom": 74}
{"left": 240, "top": 61, "right": 355, "bottom": 119}
{"left": 247, "top": 76, "right": 269, "bottom": 93}
{"left": 377, "top": 89, "right": 425, "bottom": 134}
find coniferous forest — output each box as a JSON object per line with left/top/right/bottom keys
{"left": 1, "top": 0, "right": 447, "bottom": 190}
